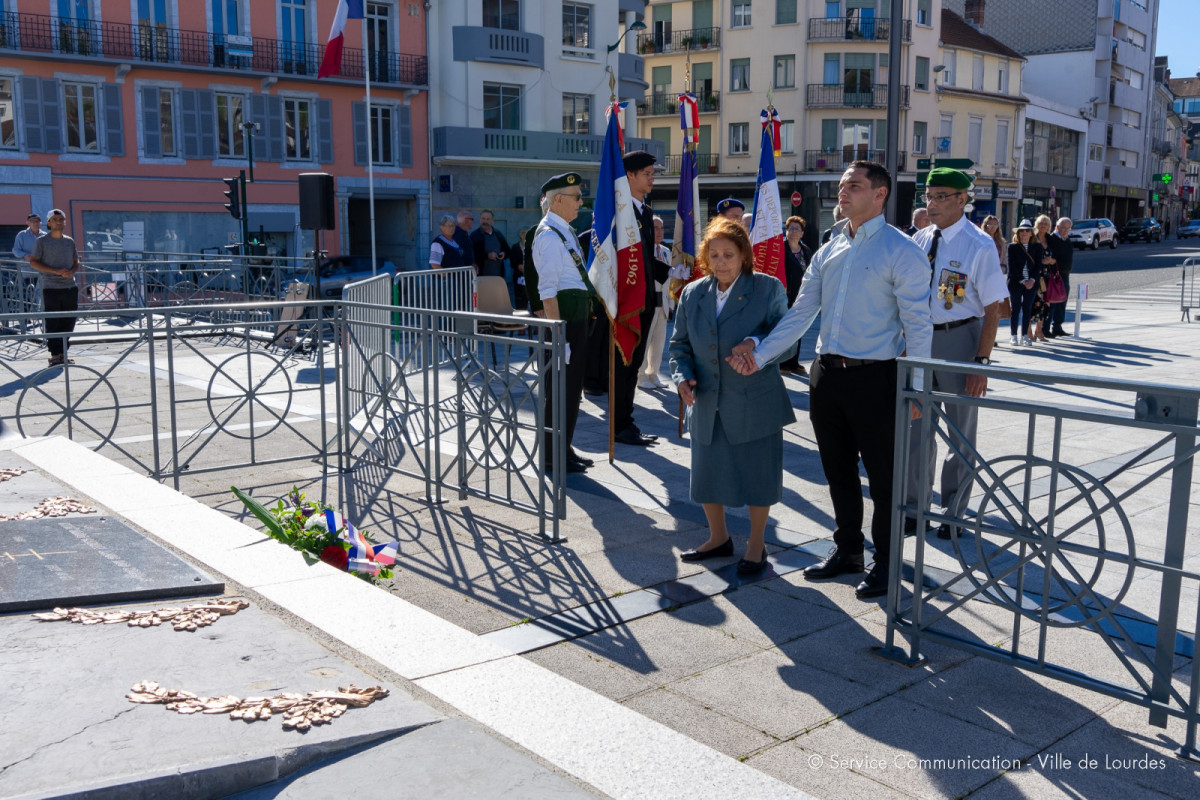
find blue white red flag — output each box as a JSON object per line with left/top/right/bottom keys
{"left": 669, "top": 95, "right": 702, "bottom": 301}
{"left": 318, "top": 0, "right": 364, "bottom": 79}
{"left": 318, "top": 508, "right": 399, "bottom": 577}
{"left": 588, "top": 102, "right": 645, "bottom": 365}
{"left": 751, "top": 111, "right": 786, "bottom": 287}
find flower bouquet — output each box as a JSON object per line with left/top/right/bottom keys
{"left": 231, "top": 486, "right": 397, "bottom": 583}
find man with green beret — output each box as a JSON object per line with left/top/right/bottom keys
{"left": 533, "top": 172, "right": 595, "bottom": 473}
{"left": 906, "top": 167, "right": 1008, "bottom": 540}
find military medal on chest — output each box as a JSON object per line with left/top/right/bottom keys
{"left": 936, "top": 265, "right": 967, "bottom": 310}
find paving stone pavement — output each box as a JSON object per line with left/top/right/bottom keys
{"left": 1, "top": 279, "right": 1198, "bottom": 798}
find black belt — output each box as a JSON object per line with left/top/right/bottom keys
{"left": 932, "top": 316, "right": 979, "bottom": 332}
{"left": 818, "top": 354, "right": 886, "bottom": 369}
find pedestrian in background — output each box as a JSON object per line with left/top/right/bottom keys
{"left": 638, "top": 215, "right": 672, "bottom": 390}
{"left": 905, "top": 207, "right": 930, "bottom": 237}
{"left": 510, "top": 227, "right": 529, "bottom": 310}
{"left": 471, "top": 210, "right": 510, "bottom": 279}
{"left": 453, "top": 210, "right": 476, "bottom": 270}
{"left": 821, "top": 205, "right": 845, "bottom": 245}
{"left": 716, "top": 198, "right": 745, "bottom": 223}
{"left": 11, "top": 212, "right": 44, "bottom": 331}
{"left": 1046, "top": 217, "right": 1074, "bottom": 338}
{"left": 778, "top": 215, "right": 811, "bottom": 375}
{"left": 429, "top": 215, "right": 467, "bottom": 269}
{"left": 670, "top": 217, "right": 794, "bottom": 575}
{"left": 1030, "top": 214, "right": 1056, "bottom": 342}
{"left": 29, "top": 209, "right": 82, "bottom": 367}
{"left": 1007, "top": 220, "right": 1042, "bottom": 347}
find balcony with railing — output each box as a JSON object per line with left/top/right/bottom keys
{"left": 807, "top": 16, "right": 911, "bottom": 43}
{"left": 806, "top": 83, "right": 909, "bottom": 109}
{"left": 635, "top": 26, "right": 720, "bottom": 55}
{"left": 638, "top": 91, "right": 720, "bottom": 116}
{"left": 451, "top": 25, "right": 544, "bottom": 69}
{"left": 662, "top": 152, "right": 720, "bottom": 175}
{"left": 804, "top": 149, "right": 907, "bottom": 173}
{"left": 433, "top": 127, "right": 665, "bottom": 165}
{"left": 0, "top": 11, "right": 427, "bottom": 85}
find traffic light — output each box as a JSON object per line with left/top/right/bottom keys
{"left": 223, "top": 176, "right": 242, "bottom": 220}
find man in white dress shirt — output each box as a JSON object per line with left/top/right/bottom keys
{"left": 728, "top": 161, "right": 932, "bottom": 599}
{"left": 906, "top": 168, "right": 1008, "bottom": 540}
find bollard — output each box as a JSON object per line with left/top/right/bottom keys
{"left": 1071, "top": 282, "right": 1088, "bottom": 338}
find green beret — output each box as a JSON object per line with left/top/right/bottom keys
{"left": 540, "top": 172, "right": 583, "bottom": 195}
{"left": 622, "top": 150, "right": 656, "bottom": 172}
{"left": 926, "top": 167, "right": 972, "bottom": 190}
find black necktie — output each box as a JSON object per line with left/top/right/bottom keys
{"left": 927, "top": 229, "right": 942, "bottom": 273}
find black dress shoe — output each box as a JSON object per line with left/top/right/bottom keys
{"left": 680, "top": 538, "right": 733, "bottom": 562}
{"left": 803, "top": 547, "right": 865, "bottom": 580}
{"left": 903, "top": 517, "right": 920, "bottom": 537}
{"left": 936, "top": 523, "right": 954, "bottom": 540}
{"left": 736, "top": 551, "right": 769, "bottom": 575}
{"left": 615, "top": 427, "right": 657, "bottom": 446}
{"left": 568, "top": 451, "right": 595, "bottom": 467}
{"left": 855, "top": 565, "right": 889, "bottom": 599}
{"left": 583, "top": 385, "right": 605, "bottom": 397}
{"left": 548, "top": 460, "right": 587, "bottom": 474}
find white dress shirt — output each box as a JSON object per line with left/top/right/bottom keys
{"left": 533, "top": 212, "right": 586, "bottom": 299}
{"left": 915, "top": 215, "right": 1008, "bottom": 324}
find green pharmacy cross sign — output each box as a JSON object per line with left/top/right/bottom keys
{"left": 1154, "top": 173, "right": 1173, "bottom": 185}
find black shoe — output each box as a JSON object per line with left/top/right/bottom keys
{"left": 568, "top": 451, "right": 595, "bottom": 467}
{"left": 1053, "top": 329, "right": 1069, "bottom": 338}
{"left": 903, "top": 517, "right": 920, "bottom": 537}
{"left": 1044, "top": 330, "right": 1058, "bottom": 339}
{"left": 803, "top": 547, "right": 865, "bottom": 580}
{"left": 583, "top": 385, "right": 605, "bottom": 397}
{"left": 615, "top": 427, "right": 657, "bottom": 446}
{"left": 548, "top": 460, "right": 587, "bottom": 474}
{"left": 936, "top": 523, "right": 954, "bottom": 540}
{"left": 736, "top": 551, "right": 769, "bottom": 575}
{"left": 680, "top": 538, "right": 733, "bottom": 562}
{"left": 855, "top": 565, "right": 889, "bottom": 599}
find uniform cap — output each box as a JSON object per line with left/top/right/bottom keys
{"left": 926, "top": 167, "right": 973, "bottom": 190}
{"left": 716, "top": 198, "right": 745, "bottom": 214}
{"left": 540, "top": 172, "right": 583, "bottom": 195}
{"left": 622, "top": 150, "right": 656, "bottom": 172}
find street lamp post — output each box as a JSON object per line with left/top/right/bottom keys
{"left": 606, "top": 19, "right": 646, "bottom": 54}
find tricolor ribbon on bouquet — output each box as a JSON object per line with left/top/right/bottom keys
{"left": 310, "top": 509, "right": 399, "bottom": 577}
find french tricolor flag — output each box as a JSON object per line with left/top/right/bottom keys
{"left": 318, "top": 0, "right": 364, "bottom": 79}
{"left": 588, "top": 103, "right": 646, "bottom": 365}
{"left": 750, "top": 110, "right": 786, "bottom": 289}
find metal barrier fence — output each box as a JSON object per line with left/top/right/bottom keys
{"left": 0, "top": 295, "right": 567, "bottom": 539}
{"left": 883, "top": 358, "right": 1200, "bottom": 755}
{"left": 392, "top": 266, "right": 476, "bottom": 374}
{"left": 1182, "top": 256, "right": 1199, "bottom": 322}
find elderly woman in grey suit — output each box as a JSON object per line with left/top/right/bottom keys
{"left": 669, "top": 217, "right": 795, "bottom": 574}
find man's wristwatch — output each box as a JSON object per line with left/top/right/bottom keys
{"left": 973, "top": 356, "right": 991, "bottom": 365}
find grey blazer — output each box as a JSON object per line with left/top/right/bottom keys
{"left": 669, "top": 272, "right": 796, "bottom": 446}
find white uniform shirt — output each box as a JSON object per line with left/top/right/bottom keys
{"left": 914, "top": 215, "right": 1008, "bottom": 325}
{"left": 533, "top": 211, "right": 585, "bottom": 299}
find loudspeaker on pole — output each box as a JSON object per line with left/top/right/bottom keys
{"left": 298, "top": 172, "right": 336, "bottom": 231}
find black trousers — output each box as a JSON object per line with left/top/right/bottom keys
{"left": 612, "top": 307, "right": 656, "bottom": 434}
{"left": 543, "top": 318, "right": 588, "bottom": 465}
{"left": 808, "top": 357, "right": 899, "bottom": 566}
{"left": 583, "top": 316, "right": 608, "bottom": 392}
{"left": 42, "top": 287, "right": 78, "bottom": 357}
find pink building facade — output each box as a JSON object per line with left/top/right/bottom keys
{"left": 0, "top": 0, "right": 429, "bottom": 269}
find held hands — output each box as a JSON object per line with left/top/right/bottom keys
{"left": 678, "top": 378, "right": 697, "bottom": 407}
{"left": 1021, "top": 279, "right": 1035, "bottom": 289}
{"left": 725, "top": 338, "right": 760, "bottom": 376}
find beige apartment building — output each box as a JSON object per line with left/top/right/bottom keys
{"left": 636, "top": 0, "right": 951, "bottom": 237}
{"left": 931, "top": 8, "right": 1026, "bottom": 229}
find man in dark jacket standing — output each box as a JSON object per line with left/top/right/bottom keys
{"left": 1046, "top": 217, "right": 1074, "bottom": 337}
{"left": 471, "top": 210, "right": 510, "bottom": 278}
{"left": 611, "top": 150, "right": 670, "bottom": 446}
{"left": 453, "top": 210, "right": 476, "bottom": 270}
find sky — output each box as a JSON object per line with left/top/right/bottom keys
{"left": 1156, "top": 0, "right": 1200, "bottom": 78}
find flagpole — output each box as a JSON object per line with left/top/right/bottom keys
{"left": 607, "top": 72, "right": 617, "bottom": 465}
{"left": 362, "top": 17, "right": 377, "bottom": 275}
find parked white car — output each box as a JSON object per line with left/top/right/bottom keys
{"left": 1068, "top": 218, "right": 1118, "bottom": 250}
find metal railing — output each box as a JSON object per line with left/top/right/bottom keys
{"left": 804, "top": 149, "right": 907, "bottom": 173}
{"left": 807, "top": 16, "right": 911, "bottom": 43}
{"left": 882, "top": 358, "right": 1200, "bottom": 754}
{"left": 635, "top": 26, "right": 720, "bottom": 54}
{"left": 662, "top": 152, "right": 719, "bottom": 175}
{"left": 1182, "top": 256, "right": 1198, "bottom": 322}
{"left": 0, "top": 11, "right": 427, "bottom": 85}
{"left": 0, "top": 294, "right": 567, "bottom": 539}
{"left": 639, "top": 91, "right": 720, "bottom": 116}
{"left": 806, "top": 83, "right": 909, "bottom": 109}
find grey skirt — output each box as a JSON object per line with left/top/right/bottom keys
{"left": 690, "top": 410, "right": 784, "bottom": 508}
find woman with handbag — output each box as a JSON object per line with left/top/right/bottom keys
{"left": 1007, "top": 220, "right": 1043, "bottom": 347}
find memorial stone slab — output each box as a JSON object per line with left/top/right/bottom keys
{"left": 0, "top": 516, "right": 223, "bottom": 612}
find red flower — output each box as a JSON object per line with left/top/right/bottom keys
{"left": 319, "top": 545, "right": 349, "bottom": 571}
